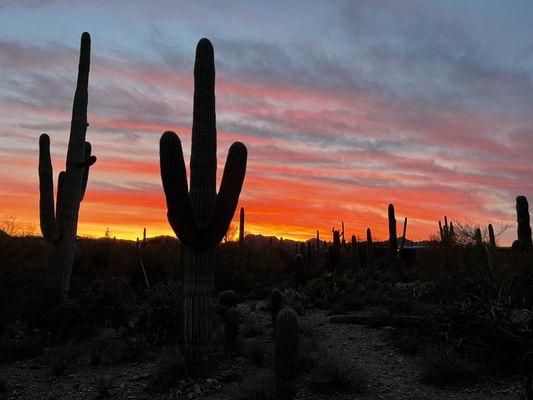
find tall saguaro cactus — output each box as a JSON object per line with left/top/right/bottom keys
{"left": 39, "top": 32, "right": 96, "bottom": 302}
{"left": 159, "top": 38, "right": 247, "bottom": 375}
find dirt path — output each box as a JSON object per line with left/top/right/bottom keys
{"left": 299, "top": 310, "right": 521, "bottom": 400}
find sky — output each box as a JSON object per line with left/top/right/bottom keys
{"left": 0, "top": 0, "right": 532, "bottom": 244}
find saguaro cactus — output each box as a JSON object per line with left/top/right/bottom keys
{"left": 488, "top": 224, "right": 496, "bottom": 249}
{"left": 366, "top": 228, "right": 372, "bottom": 268}
{"left": 400, "top": 217, "right": 408, "bottom": 250}
{"left": 475, "top": 228, "right": 483, "bottom": 247}
{"left": 350, "top": 234, "right": 358, "bottom": 269}
{"left": 159, "top": 38, "right": 247, "bottom": 375}
{"left": 388, "top": 204, "right": 397, "bottom": 260}
{"left": 39, "top": 32, "right": 96, "bottom": 302}
{"left": 274, "top": 308, "right": 299, "bottom": 400}
{"left": 316, "top": 229, "right": 320, "bottom": 251}
{"left": 438, "top": 216, "right": 454, "bottom": 244}
{"left": 513, "top": 196, "right": 532, "bottom": 252}
{"left": 239, "top": 206, "right": 244, "bottom": 246}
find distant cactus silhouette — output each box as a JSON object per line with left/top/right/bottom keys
{"left": 294, "top": 253, "right": 304, "bottom": 285}
{"left": 475, "top": 228, "right": 483, "bottom": 247}
{"left": 400, "top": 217, "right": 408, "bottom": 250}
{"left": 488, "top": 224, "right": 496, "bottom": 249}
{"left": 366, "top": 227, "right": 372, "bottom": 267}
{"left": 316, "top": 229, "right": 320, "bottom": 251}
{"left": 239, "top": 206, "right": 244, "bottom": 246}
{"left": 388, "top": 204, "right": 397, "bottom": 260}
{"left": 350, "top": 234, "right": 358, "bottom": 269}
{"left": 274, "top": 308, "right": 299, "bottom": 400}
{"left": 438, "top": 216, "right": 454, "bottom": 244}
{"left": 159, "top": 38, "right": 247, "bottom": 375}
{"left": 38, "top": 32, "right": 96, "bottom": 302}
{"left": 513, "top": 196, "right": 532, "bottom": 252}
{"left": 270, "top": 288, "right": 283, "bottom": 328}
{"left": 329, "top": 230, "right": 341, "bottom": 269}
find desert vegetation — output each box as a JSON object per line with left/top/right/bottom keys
{"left": 0, "top": 33, "right": 532, "bottom": 400}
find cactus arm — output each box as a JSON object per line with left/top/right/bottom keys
{"left": 38, "top": 133, "right": 60, "bottom": 244}
{"left": 159, "top": 131, "right": 199, "bottom": 246}
{"left": 190, "top": 38, "right": 217, "bottom": 224}
{"left": 56, "top": 170, "right": 65, "bottom": 218}
{"left": 80, "top": 141, "right": 94, "bottom": 201}
{"left": 206, "top": 142, "right": 247, "bottom": 246}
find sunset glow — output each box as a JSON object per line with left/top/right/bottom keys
{"left": 1, "top": 1, "right": 532, "bottom": 244}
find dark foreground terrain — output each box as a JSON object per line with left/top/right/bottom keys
{"left": 1, "top": 232, "right": 532, "bottom": 399}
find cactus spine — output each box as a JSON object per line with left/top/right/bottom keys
{"left": 239, "top": 206, "right": 244, "bottom": 246}
{"left": 513, "top": 196, "right": 532, "bottom": 252}
{"left": 388, "top": 204, "right": 397, "bottom": 260}
{"left": 159, "top": 38, "right": 247, "bottom": 375}
{"left": 274, "top": 308, "right": 299, "bottom": 400}
{"left": 39, "top": 33, "right": 96, "bottom": 302}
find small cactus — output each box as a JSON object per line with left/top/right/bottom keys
{"left": 224, "top": 307, "right": 239, "bottom": 349}
{"left": 218, "top": 290, "right": 238, "bottom": 313}
{"left": 270, "top": 288, "right": 283, "bottom": 328}
{"left": 294, "top": 253, "right": 305, "bottom": 285}
{"left": 274, "top": 308, "right": 299, "bottom": 400}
